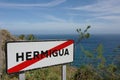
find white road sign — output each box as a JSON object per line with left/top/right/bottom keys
{"left": 6, "top": 40, "right": 74, "bottom": 74}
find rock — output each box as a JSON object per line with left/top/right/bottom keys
{"left": 0, "top": 29, "right": 19, "bottom": 74}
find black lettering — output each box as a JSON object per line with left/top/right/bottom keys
{"left": 41, "top": 50, "right": 48, "bottom": 58}
{"left": 49, "top": 50, "right": 52, "bottom": 57}
{"left": 33, "top": 51, "right": 39, "bottom": 59}
{"left": 64, "top": 49, "right": 69, "bottom": 55}
{"left": 26, "top": 52, "right": 32, "bottom": 60}
{"left": 16, "top": 48, "right": 69, "bottom": 61}
{"left": 59, "top": 49, "right": 64, "bottom": 56}
{"left": 16, "top": 52, "right": 24, "bottom": 62}
{"left": 52, "top": 50, "right": 58, "bottom": 57}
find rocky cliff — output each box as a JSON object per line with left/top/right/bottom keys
{"left": 0, "top": 29, "right": 18, "bottom": 74}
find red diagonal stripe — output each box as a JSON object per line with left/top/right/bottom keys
{"left": 7, "top": 40, "right": 74, "bottom": 74}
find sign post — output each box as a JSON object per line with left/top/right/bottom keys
{"left": 62, "top": 65, "right": 66, "bottom": 80}
{"left": 19, "top": 73, "right": 25, "bottom": 80}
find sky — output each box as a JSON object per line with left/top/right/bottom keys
{"left": 0, "top": 0, "right": 120, "bottom": 34}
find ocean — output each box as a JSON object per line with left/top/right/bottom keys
{"left": 35, "top": 34, "right": 120, "bottom": 67}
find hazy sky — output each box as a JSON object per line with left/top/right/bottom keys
{"left": 0, "top": 0, "right": 120, "bottom": 34}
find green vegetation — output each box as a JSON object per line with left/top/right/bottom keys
{"left": 25, "top": 66, "right": 61, "bottom": 80}
{"left": 76, "top": 25, "right": 91, "bottom": 43}
{"left": 18, "top": 34, "right": 36, "bottom": 40}
{"left": 73, "top": 26, "right": 120, "bottom": 80}
{"left": 1, "top": 65, "right": 76, "bottom": 80}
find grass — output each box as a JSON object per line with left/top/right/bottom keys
{"left": 1, "top": 65, "right": 76, "bottom": 80}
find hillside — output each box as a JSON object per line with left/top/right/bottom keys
{"left": 0, "top": 29, "right": 18, "bottom": 75}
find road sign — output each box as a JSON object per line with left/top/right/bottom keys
{"left": 6, "top": 40, "right": 74, "bottom": 74}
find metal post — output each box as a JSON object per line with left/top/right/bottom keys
{"left": 0, "top": 73, "right": 2, "bottom": 80}
{"left": 19, "top": 73, "right": 25, "bottom": 80}
{"left": 62, "top": 65, "right": 66, "bottom": 80}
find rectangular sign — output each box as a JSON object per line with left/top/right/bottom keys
{"left": 6, "top": 40, "right": 74, "bottom": 74}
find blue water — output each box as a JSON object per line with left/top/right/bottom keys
{"left": 35, "top": 34, "right": 120, "bottom": 67}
